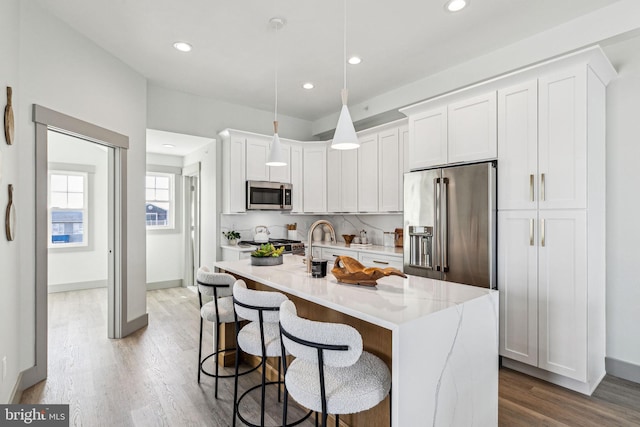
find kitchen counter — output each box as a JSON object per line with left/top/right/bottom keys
{"left": 214, "top": 255, "right": 498, "bottom": 426}
{"left": 305, "top": 241, "right": 403, "bottom": 257}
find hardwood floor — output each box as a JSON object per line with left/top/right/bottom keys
{"left": 20, "top": 287, "right": 640, "bottom": 426}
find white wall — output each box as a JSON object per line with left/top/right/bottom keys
{"left": 601, "top": 36, "right": 640, "bottom": 368}
{"left": 0, "top": 0, "right": 21, "bottom": 405}
{"left": 147, "top": 83, "right": 315, "bottom": 141}
{"left": 48, "top": 132, "right": 108, "bottom": 290}
{"left": 15, "top": 1, "right": 147, "bottom": 378}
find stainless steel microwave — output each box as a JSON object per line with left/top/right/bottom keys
{"left": 246, "top": 181, "right": 292, "bottom": 210}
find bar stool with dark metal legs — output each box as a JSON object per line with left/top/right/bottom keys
{"left": 196, "top": 267, "right": 258, "bottom": 398}
{"left": 231, "top": 279, "right": 312, "bottom": 427}
{"left": 279, "top": 300, "right": 392, "bottom": 427}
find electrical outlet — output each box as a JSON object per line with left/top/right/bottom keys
{"left": 2, "top": 356, "right": 6, "bottom": 381}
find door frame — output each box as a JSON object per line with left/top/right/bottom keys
{"left": 24, "top": 105, "right": 130, "bottom": 388}
{"left": 183, "top": 162, "right": 201, "bottom": 287}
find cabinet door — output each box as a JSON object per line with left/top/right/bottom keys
{"left": 400, "top": 125, "right": 409, "bottom": 209}
{"left": 303, "top": 145, "right": 327, "bottom": 213}
{"left": 498, "top": 210, "right": 538, "bottom": 366}
{"left": 408, "top": 106, "right": 447, "bottom": 170}
{"left": 358, "top": 252, "right": 403, "bottom": 271}
{"left": 538, "top": 68, "right": 587, "bottom": 210}
{"left": 227, "top": 135, "right": 246, "bottom": 213}
{"left": 341, "top": 149, "right": 358, "bottom": 212}
{"left": 448, "top": 91, "right": 497, "bottom": 164}
{"left": 538, "top": 210, "right": 587, "bottom": 382}
{"left": 498, "top": 81, "right": 538, "bottom": 210}
{"left": 245, "top": 137, "right": 270, "bottom": 181}
{"left": 290, "top": 144, "right": 303, "bottom": 213}
{"left": 358, "top": 133, "right": 378, "bottom": 212}
{"left": 378, "top": 127, "right": 402, "bottom": 212}
{"left": 327, "top": 148, "right": 342, "bottom": 212}
{"left": 269, "top": 141, "right": 291, "bottom": 183}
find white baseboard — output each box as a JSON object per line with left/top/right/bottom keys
{"left": 146, "top": 279, "right": 183, "bottom": 290}
{"left": 48, "top": 279, "right": 107, "bottom": 293}
{"left": 606, "top": 357, "right": 640, "bottom": 384}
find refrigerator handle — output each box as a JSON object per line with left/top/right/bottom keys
{"left": 434, "top": 177, "right": 441, "bottom": 272}
{"left": 442, "top": 177, "right": 449, "bottom": 272}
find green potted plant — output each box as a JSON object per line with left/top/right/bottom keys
{"left": 222, "top": 230, "right": 241, "bottom": 245}
{"left": 250, "top": 243, "right": 285, "bottom": 266}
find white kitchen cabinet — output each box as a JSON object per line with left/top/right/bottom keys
{"left": 269, "top": 142, "right": 291, "bottom": 183}
{"left": 358, "top": 133, "right": 379, "bottom": 212}
{"left": 246, "top": 136, "right": 291, "bottom": 183}
{"left": 407, "top": 106, "right": 447, "bottom": 170}
{"left": 320, "top": 247, "right": 358, "bottom": 267}
{"left": 221, "top": 132, "right": 247, "bottom": 213}
{"left": 538, "top": 68, "right": 587, "bottom": 210}
{"left": 290, "top": 144, "right": 304, "bottom": 213}
{"left": 358, "top": 252, "right": 403, "bottom": 271}
{"left": 498, "top": 210, "right": 538, "bottom": 367}
{"left": 378, "top": 127, "right": 403, "bottom": 212}
{"left": 447, "top": 92, "right": 497, "bottom": 164}
{"left": 303, "top": 144, "right": 327, "bottom": 213}
{"left": 538, "top": 210, "right": 588, "bottom": 381}
{"left": 327, "top": 145, "right": 357, "bottom": 213}
{"left": 497, "top": 81, "right": 538, "bottom": 211}
{"left": 497, "top": 53, "right": 614, "bottom": 395}
{"left": 245, "top": 136, "right": 271, "bottom": 181}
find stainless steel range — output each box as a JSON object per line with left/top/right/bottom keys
{"left": 239, "top": 238, "right": 305, "bottom": 255}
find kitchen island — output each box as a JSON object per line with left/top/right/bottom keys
{"left": 214, "top": 255, "right": 498, "bottom": 426}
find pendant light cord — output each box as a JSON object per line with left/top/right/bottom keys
{"left": 343, "top": 0, "right": 347, "bottom": 93}
{"left": 274, "top": 17, "right": 279, "bottom": 123}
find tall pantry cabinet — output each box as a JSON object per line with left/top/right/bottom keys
{"left": 497, "top": 50, "right": 615, "bottom": 395}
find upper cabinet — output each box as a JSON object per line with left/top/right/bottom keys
{"left": 290, "top": 144, "right": 304, "bottom": 213}
{"left": 448, "top": 92, "right": 497, "bottom": 164}
{"left": 221, "top": 132, "right": 247, "bottom": 213}
{"left": 357, "top": 133, "right": 379, "bottom": 212}
{"left": 378, "top": 126, "right": 405, "bottom": 212}
{"left": 303, "top": 144, "right": 327, "bottom": 213}
{"left": 245, "top": 136, "right": 291, "bottom": 183}
{"left": 403, "top": 92, "right": 496, "bottom": 170}
{"left": 327, "top": 144, "right": 358, "bottom": 213}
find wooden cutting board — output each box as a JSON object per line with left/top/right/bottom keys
{"left": 4, "top": 86, "right": 14, "bottom": 145}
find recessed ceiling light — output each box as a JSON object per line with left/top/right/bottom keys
{"left": 302, "top": 83, "right": 314, "bottom": 90}
{"left": 444, "top": 0, "right": 469, "bottom": 12}
{"left": 162, "top": 144, "right": 175, "bottom": 148}
{"left": 173, "top": 42, "right": 192, "bottom": 52}
{"left": 348, "top": 56, "right": 362, "bottom": 65}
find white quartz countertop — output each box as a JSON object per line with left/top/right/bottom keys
{"left": 214, "top": 254, "right": 495, "bottom": 330}
{"left": 306, "top": 241, "right": 403, "bottom": 256}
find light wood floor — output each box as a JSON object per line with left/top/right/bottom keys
{"left": 20, "top": 287, "right": 640, "bottom": 426}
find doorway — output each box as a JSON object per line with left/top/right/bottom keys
{"left": 183, "top": 163, "right": 201, "bottom": 287}
{"left": 26, "top": 105, "right": 132, "bottom": 389}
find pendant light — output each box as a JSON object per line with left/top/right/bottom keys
{"left": 266, "top": 17, "right": 287, "bottom": 166}
{"left": 331, "top": 0, "right": 359, "bottom": 150}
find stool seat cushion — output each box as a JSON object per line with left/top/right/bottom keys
{"left": 238, "top": 321, "right": 282, "bottom": 357}
{"left": 200, "top": 296, "right": 235, "bottom": 324}
{"left": 285, "top": 351, "right": 391, "bottom": 415}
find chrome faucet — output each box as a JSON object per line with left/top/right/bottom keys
{"left": 306, "top": 220, "right": 336, "bottom": 274}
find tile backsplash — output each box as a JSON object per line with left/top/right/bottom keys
{"left": 220, "top": 212, "right": 402, "bottom": 245}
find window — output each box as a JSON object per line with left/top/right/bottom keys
{"left": 49, "top": 172, "right": 88, "bottom": 247}
{"left": 146, "top": 173, "right": 174, "bottom": 229}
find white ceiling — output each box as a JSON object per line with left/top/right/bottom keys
{"left": 36, "top": 0, "right": 620, "bottom": 123}
{"left": 146, "top": 129, "right": 213, "bottom": 156}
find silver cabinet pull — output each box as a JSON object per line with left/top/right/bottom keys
{"left": 529, "top": 219, "right": 534, "bottom": 246}
{"left": 540, "top": 219, "right": 545, "bottom": 247}
{"left": 530, "top": 174, "right": 535, "bottom": 202}
{"left": 373, "top": 260, "right": 389, "bottom": 265}
{"left": 541, "top": 173, "right": 546, "bottom": 202}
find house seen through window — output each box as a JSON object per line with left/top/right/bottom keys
{"left": 146, "top": 173, "right": 174, "bottom": 228}
{"left": 49, "top": 172, "right": 87, "bottom": 246}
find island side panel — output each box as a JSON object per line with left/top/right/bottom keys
{"left": 394, "top": 292, "right": 499, "bottom": 426}
{"left": 232, "top": 273, "right": 393, "bottom": 427}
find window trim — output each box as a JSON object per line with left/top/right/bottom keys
{"left": 48, "top": 163, "right": 95, "bottom": 251}
{"left": 146, "top": 164, "right": 182, "bottom": 234}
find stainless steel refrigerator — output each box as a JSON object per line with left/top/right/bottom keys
{"left": 403, "top": 161, "right": 497, "bottom": 289}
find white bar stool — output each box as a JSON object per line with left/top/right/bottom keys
{"left": 232, "top": 280, "right": 312, "bottom": 427}
{"left": 196, "top": 267, "right": 258, "bottom": 398}
{"left": 279, "top": 300, "right": 392, "bottom": 427}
